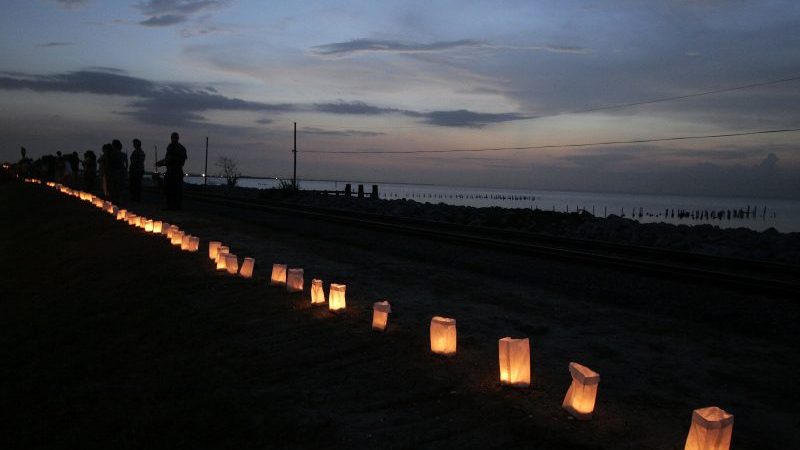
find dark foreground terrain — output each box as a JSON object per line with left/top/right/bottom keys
{"left": 2, "top": 181, "right": 798, "bottom": 449}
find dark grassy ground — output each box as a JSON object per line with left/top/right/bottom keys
{"left": 2, "top": 181, "right": 798, "bottom": 449}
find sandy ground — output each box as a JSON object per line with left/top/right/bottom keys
{"left": 2, "top": 182, "right": 798, "bottom": 449}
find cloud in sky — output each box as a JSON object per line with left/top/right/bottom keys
{"left": 135, "top": 0, "right": 232, "bottom": 27}
{"left": 311, "top": 38, "right": 588, "bottom": 57}
{"left": 35, "top": 42, "right": 76, "bottom": 48}
{"left": 0, "top": 69, "right": 528, "bottom": 128}
{"left": 47, "top": 0, "right": 90, "bottom": 9}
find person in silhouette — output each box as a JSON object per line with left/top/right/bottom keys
{"left": 83, "top": 150, "right": 97, "bottom": 192}
{"left": 156, "top": 132, "right": 187, "bottom": 210}
{"left": 107, "top": 140, "right": 128, "bottom": 203}
{"left": 129, "top": 139, "right": 146, "bottom": 201}
{"left": 99, "top": 144, "right": 111, "bottom": 197}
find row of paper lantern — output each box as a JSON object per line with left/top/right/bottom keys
{"left": 35, "top": 180, "right": 734, "bottom": 450}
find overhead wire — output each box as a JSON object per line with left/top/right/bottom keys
{"left": 300, "top": 74, "right": 800, "bottom": 132}
{"left": 301, "top": 127, "right": 800, "bottom": 154}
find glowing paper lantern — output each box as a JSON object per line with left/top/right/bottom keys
{"left": 225, "top": 254, "right": 239, "bottom": 275}
{"left": 430, "top": 316, "right": 457, "bottom": 355}
{"left": 270, "top": 264, "right": 287, "bottom": 286}
{"left": 499, "top": 337, "right": 531, "bottom": 388}
{"left": 181, "top": 233, "right": 191, "bottom": 250}
{"left": 161, "top": 222, "right": 171, "bottom": 235}
{"left": 328, "top": 283, "right": 346, "bottom": 311}
{"left": 684, "top": 407, "right": 734, "bottom": 450}
{"left": 216, "top": 246, "right": 229, "bottom": 270}
{"left": 208, "top": 241, "right": 222, "bottom": 260}
{"left": 152, "top": 221, "right": 163, "bottom": 234}
{"left": 171, "top": 230, "right": 184, "bottom": 246}
{"left": 144, "top": 220, "right": 154, "bottom": 233}
{"left": 286, "top": 268, "right": 304, "bottom": 293}
{"left": 116, "top": 209, "right": 127, "bottom": 220}
{"left": 562, "top": 362, "right": 599, "bottom": 419}
{"left": 310, "top": 279, "right": 325, "bottom": 304}
{"left": 167, "top": 225, "right": 179, "bottom": 240}
{"left": 127, "top": 214, "right": 138, "bottom": 226}
{"left": 239, "top": 257, "right": 255, "bottom": 279}
{"left": 372, "top": 300, "right": 391, "bottom": 331}
{"left": 188, "top": 236, "right": 199, "bottom": 252}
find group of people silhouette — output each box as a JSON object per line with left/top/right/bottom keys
{"left": 14, "top": 132, "right": 187, "bottom": 210}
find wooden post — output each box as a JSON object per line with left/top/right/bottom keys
{"left": 371, "top": 184, "right": 379, "bottom": 199}
{"left": 357, "top": 184, "right": 364, "bottom": 198}
{"left": 344, "top": 183, "right": 351, "bottom": 197}
{"left": 292, "top": 122, "right": 297, "bottom": 189}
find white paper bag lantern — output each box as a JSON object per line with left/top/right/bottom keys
{"left": 144, "top": 219, "right": 154, "bottom": 233}
{"left": 208, "top": 241, "right": 222, "bottom": 260}
{"left": 161, "top": 222, "right": 171, "bottom": 235}
{"left": 499, "top": 337, "right": 531, "bottom": 388}
{"left": 152, "top": 221, "right": 163, "bottom": 234}
{"left": 562, "top": 362, "right": 599, "bottom": 419}
{"left": 116, "top": 209, "right": 127, "bottom": 220}
{"left": 216, "top": 246, "right": 229, "bottom": 270}
{"left": 171, "top": 230, "right": 184, "bottom": 246}
{"left": 167, "top": 225, "right": 179, "bottom": 240}
{"left": 328, "top": 283, "right": 346, "bottom": 311}
{"left": 311, "top": 279, "right": 325, "bottom": 305}
{"left": 270, "top": 264, "right": 287, "bottom": 286}
{"left": 684, "top": 407, "right": 734, "bottom": 450}
{"left": 372, "top": 300, "right": 391, "bottom": 331}
{"left": 180, "top": 233, "right": 191, "bottom": 250}
{"left": 188, "top": 236, "right": 199, "bottom": 252}
{"left": 286, "top": 268, "right": 304, "bottom": 293}
{"left": 430, "top": 316, "right": 457, "bottom": 355}
{"left": 225, "top": 254, "right": 239, "bottom": 275}
{"left": 127, "top": 214, "right": 137, "bottom": 226}
{"left": 239, "top": 257, "right": 255, "bottom": 279}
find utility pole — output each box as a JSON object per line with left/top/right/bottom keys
{"left": 292, "top": 122, "right": 297, "bottom": 189}
{"left": 204, "top": 136, "right": 209, "bottom": 186}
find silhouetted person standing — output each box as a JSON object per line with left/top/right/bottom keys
{"left": 108, "top": 140, "right": 128, "bottom": 203}
{"left": 129, "top": 139, "right": 146, "bottom": 202}
{"left": 156, "top": 132, "right": 187, "bottom": 210}
{"left": 99, "top": 144, "right": 111, "bottom": 197}
{"left": 83, "top": 150, "right": 97, "bottom": 192}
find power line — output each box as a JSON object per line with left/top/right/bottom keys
{"left": 561, "top": 75, "right": 800, "bottom": 115}
{"left": 301, "top": 127, "right": 800, "bottom": 155}
{"left": 302, "top": 74, "right": 800, "bottom": 132}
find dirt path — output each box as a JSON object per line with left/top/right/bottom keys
{"left": 2, "top": 182, "right": 797, "bottom": 449}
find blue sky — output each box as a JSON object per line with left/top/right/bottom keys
{"left": 1, "top": 0, "right": 799, "bottom": 197}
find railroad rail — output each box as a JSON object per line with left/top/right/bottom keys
{"left": 154, "top": 187, "right": 800, "bottom": 295}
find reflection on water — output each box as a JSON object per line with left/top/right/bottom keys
{"left": 185, "top": 176, "right": 800, "bottom": 232}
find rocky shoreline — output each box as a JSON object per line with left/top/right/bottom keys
{"left": 192, "top": 184, "right": 800, "bottom": 265}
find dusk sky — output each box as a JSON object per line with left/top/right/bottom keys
{"left": 2, "top": 0, "right": 799, "bottom": 198}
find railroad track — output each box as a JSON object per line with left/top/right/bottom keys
{"left": 153, "top": 187, "right": 800, "bottom": 295}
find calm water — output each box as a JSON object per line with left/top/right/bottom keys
{"left": 185, "top": 176, "right": 800, "bottom": 233}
